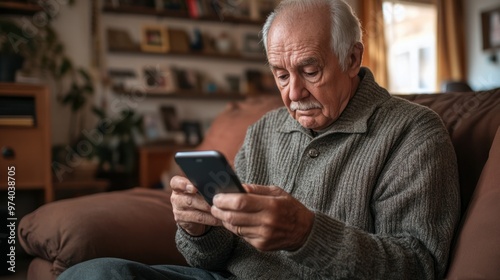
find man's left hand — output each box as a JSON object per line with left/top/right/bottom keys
{"left": 211, "top": 184, "right": 314, "bottom": 252}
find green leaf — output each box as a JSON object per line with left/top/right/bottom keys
{"left": 48, "top": 61, "right": 57, "bottom": 75}
{"left": 72, "top": 94, "right": 85, "bottom": 112}
{"left": 54, "top": 43, "right": 64, "bottom": 54}
{"left": 83, "top": 84, "right": 94, "bottom": 94}
{"left": 59, "top": 57, "right": 72, "bottom": 77}
{"left": 78, "top": 68, "right": 92, "bottom": 82}
{"left": 45, "top": 25, "right": 57, "bottom": 43}
{"left": 62, "top": 92, "right": 75, "bottom": 104}
{"left": 92, "top": 106, "right": 106, "bottom": 118}
{"left": 44, "top": 26, "right": 56, "bottom": 47}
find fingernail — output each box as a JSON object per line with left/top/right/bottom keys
{"left": 186, "top": 184, "right": 195, "bottom": 193}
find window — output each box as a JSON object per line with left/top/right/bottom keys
{"left": 383, "top": 1, "right": 437, "bottom": 93}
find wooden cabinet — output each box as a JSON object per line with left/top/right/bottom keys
{"left": 0, "top": 83, "right": 54, "bottom": 202}
{"left": 139, "top": 142, "right": 196, "bottom": 188}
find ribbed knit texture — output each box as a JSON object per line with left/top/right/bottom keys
{"left": 175, "top": 68, "right": 460, "bottom": 279}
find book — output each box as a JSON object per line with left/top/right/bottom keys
{"left": 186, "top": 0, "right": 199, "bottom": 18}
{"left": 0, "top": 115, "right": 35, "bottom": 127}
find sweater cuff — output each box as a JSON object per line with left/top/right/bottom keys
{"left": 176, "top": 225, "right": 235, "bottom": 259}
{"left": 283, "top": 212, "right": 345, "bottom": 270}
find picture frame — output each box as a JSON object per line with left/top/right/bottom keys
{"left": 168, "top": 28, "right": 190, "bottom": 53}
{"left": 172, "top": 68, "right": 200, "bottom": 90}
{"left": 108, "top": 68, "right": 137, "bottom": 90}
{"left": 142, "top": 111, "right": 167, "bottom": 141}
{"left": 243, "top": 33, "right": 264, "bottom": 56}
{"left": 141, "top": 25, "right": 169, "bottom": 53}
{"left": 160, "top": 105, "right": 181, "bottom": 131}
{"left": 143, "top": 66, "right": 177, "bottom": 94}
{"left": 245, "top": 69, "right": 278, "bottom": 95}
{"left": 107, "top": 28, "right": 138, "bottom": 51}
{"left": 481, "top": 6, "right": 500, "bottom": 50}
{"left": 181, "top": 121, "right": 203, "bottom": 146}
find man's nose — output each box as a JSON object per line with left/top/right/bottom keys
{"left": 289, "top": 75, "right": 308, "bottom": 101}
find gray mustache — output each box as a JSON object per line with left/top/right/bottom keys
{"left": 290, "top": 101, "right": 322, "bottom": 111}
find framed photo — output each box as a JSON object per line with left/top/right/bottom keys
{"left": 107, "top": 28, "right": 138, "bottom": 51}
{"left": 481, "top": 6, "right": 500, "bottom": 50}
{"left": 245, "top": 69, "right": 278, "bottom": 95}
{"left": 160, "top": 105, "right": 180, "bottom": 131}
{"left": 108, "top": 68, "right": 137, "bottom": 90}
{"left": 143, "top": 111, "right": 167, "bottom": 141}
{"left": 172, "top": 68, "right": 200, "bottom": 90}
{"left": 143, "top": 66, "right": 177, "bottom": 94}
{"left": 181, "top": 121, "right": 203, "bottom": 146}
{"left": 243, "top": 33, "right": 264, "bottom": 56}
{"left": 141, "top": 25, "right": 169, "bottom": 53}
{"left": 168, "top": 28, "right": 190, "bottom": 53}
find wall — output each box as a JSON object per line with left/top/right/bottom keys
{"left": 49, "top": 0, "right": 92, "bottom": 145}
{"left": 464, "top": 0, "right": 500, "bottom": 90}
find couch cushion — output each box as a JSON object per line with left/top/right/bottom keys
{"left": 18, "top": 188, "right": 186, "bottom": 276}
{"left": 446, "top": 126, "right": 500, "bottom": 278}
{"left": 398, "top": 89, "right": 500, "bottom": 213}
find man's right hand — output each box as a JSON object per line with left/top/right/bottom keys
{"left": 170, "top": 175, "right": 222, "bottom": 236}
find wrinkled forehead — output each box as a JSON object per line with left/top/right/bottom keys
{"left": 266, "top": 7, "right": 332, "bottom": 68}
{"left": 266, "top": 5, "right": 332, "bottom": 50}
{"left": 267, "top": 45, "right": 325, "bottom": 71}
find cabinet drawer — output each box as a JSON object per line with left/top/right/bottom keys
{"left": 0, "top": 83, "right": 53, "bottom": 202}
{"left": 0, "top": 127, "right": 45, "bottom": 189}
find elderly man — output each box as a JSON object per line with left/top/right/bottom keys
{"left": 59, "top": 0, "right": 460, "bottom": 279}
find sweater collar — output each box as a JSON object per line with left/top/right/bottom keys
{"left": 277, "top": 67, "right": 391, "bottom": 135}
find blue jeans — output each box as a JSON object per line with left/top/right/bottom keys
{"left": 57, "top": 258, "right": 228, "bottom": 280}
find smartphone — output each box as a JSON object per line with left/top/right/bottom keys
{"left": 174, "top": 150, "right": 246, "bottom": 205}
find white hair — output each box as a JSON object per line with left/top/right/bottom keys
{"left": 261, "top": 0, "right": 362, "bottom": 71}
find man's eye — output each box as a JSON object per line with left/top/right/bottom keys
{"left": 275, "top": 73, "right": 289, "bottom": 87}
{"left": 278, "top": 74, "right": 289, "bottom": 81}
{"left": 305, "top": 71, "right": 318, "bottom": 77}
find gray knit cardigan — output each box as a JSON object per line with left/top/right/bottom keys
{"left": 176, "top": 68, "right": 460, "bottom": 280}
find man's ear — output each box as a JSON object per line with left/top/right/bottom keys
{"left": 347, "top": 42, "right": 364, "bottom": 78}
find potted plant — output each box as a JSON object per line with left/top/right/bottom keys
{"left": 89, "top": 107, "right": 145, "bottom": 190}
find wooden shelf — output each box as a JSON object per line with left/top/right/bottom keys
{"left": 113, "top": 87, "right": 246, "bottom": 100}
{"left": 102, "top": 5, "right": 265, "bottom": 26}
{"left": 0, "top": 1, "right": 42, "bottom": 15}
{"left": 103, "top": 3, "right": 272, "bottom": 102}
{"left": 108, "top": 47, "right": 266, "bottom": 63}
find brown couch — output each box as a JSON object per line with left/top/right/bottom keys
{"left": 19, "top": 90, "right": 500, "bottom": 279}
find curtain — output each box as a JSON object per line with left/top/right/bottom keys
{"left": 436, "top": 0, "right": 467, "bottom": 87}
{"left": 359, "top": 0, "right": 388, "bottom": 88}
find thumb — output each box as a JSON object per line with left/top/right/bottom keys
{"left": 243, "top": 184, "right": 285, "bottom": 196}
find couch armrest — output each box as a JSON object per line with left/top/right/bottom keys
{"left": 446, "top": 126, "right": 500, "bottom": 278}
{"left": 18, "top": 188, "right": 186, "bottom": 276}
